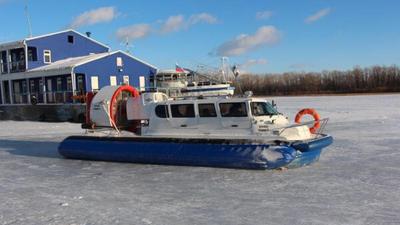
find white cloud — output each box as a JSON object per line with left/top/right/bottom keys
{"left": 188, "top": 13, "right": 218, "bottom": 25}
{"left": 305, "top": 8, "right": 331, "bottom": 24}
{"left": 215, "top": 26, "right": 280, "bottom": 56}
{"left": 160, "top": 13, "right": 218, "bottom": 34}
{"left": 160, "top": 15, "right": 185, "bottom": 33}
{"left": 70, "top": 7, "right": 117, "bottom": 29}
{"left": 115, "top": 12, "right": 218, "bottom": 40}
{"left": 241, "top": 58, "right": 268, "bottom": 68}
{"left": 256, "top": 11, "right": 273, "bottom": 20}
{"left": 116, "top": 24, "right": 152, "bottom": 41}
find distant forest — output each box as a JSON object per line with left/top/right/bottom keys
{"left": 235, "top": 65, "right": 400, "bottom": 96}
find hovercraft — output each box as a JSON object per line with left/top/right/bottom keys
{"left": 58, "top": 85, "right": 333, "bottom": 170}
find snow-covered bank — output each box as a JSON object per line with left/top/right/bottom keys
{"left": 0, "top": 94, "right": 399, "bottom": 225}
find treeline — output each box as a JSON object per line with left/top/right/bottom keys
{"left": 235, "top": 65, "right": 400, "bottom": 96}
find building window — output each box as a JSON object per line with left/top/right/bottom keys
{"left": 91, "top": 76, "right": 99, "bottom": 91}
{"left": 171, "top": 104, "right": 195, "bottom": 118}
{"left": 57, "top": 77, "right": 62, "bottom": 91}
{"left": 77, "top": 76, "right": 84, "bottom": 92}
{"left": 219, "top": 102, "right": 248, "bottom": 117}
{"left": 43, "top": 50, "right": 51, "bottom": 64}
{"left": 21, "top": 80, "right": 27, "bottom": 94}
{"left": 123, "top": 75, "right": 129, "bottom": 85}
{"left": 139, "top": 76, "right": 145, "bottom": 91}
{"left": 67, "top": 35, "right": 74, "bottom": 44}
{"left": 198, "top": 103, "right": 217, "bottom": 117}
{"left": 67, "top": 77, "right": 72, "bottom": 91}
{"left": 28, "top": 47, "right": 37, "bottom": 61}
{"left": 39, "top": 79, "right": 44, "bottom": 93}
{"left": 110, "top": 76, "right": 117, "bottom": 86}
{"left": 116, "top": 57, "right": 123, "bottom": 67}
{"left": 155, "top": 105, "right": 169, "bottom": 118}
{"left": 29, "top": 80, "right": 35, "bottom": 93}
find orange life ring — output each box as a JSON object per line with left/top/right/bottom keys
{"left": 109, "top": 85, "right": 140, "bottom": 132}
{"left": 295, "top": 108, "right": 321, "bottom": 134}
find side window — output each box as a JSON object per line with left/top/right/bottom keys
{"left": 123, "top": 75, "right": 129, "bottom": 85}
{"left": 68, "top": 35, "right": 74, "bottom": 44}
{"left": 198, "top": 103, "right": 217, "bottom": 117}
{"left": 67, "top": 77, "right": 72, "bottom": 91}
{"left": 155, "top": 105, "right": 169, "bottom": 118}
{"left": 28, "top": 47, "right": 37, "bottom": 61}
{"left": 29, "top": 80, "right": 35, "bottom": 93}
{"left": 219, "top": 102, "right": 248, "bottom": 117}
{"left": 171, "top": 104, "right": 195, "bottom": 118}
{"left": 43, "top": 50, "right": 51, "bottom": 63}
{"left": 110, "top": 76, "right": 117, "bottom": 86}
{"left": 91, "top": 76, "right": 99, "bottom": 91}
{"left": 116, "top": 57, "right": 123, "bottom": 67}
{"left": 77, "top": 76, "right": 84, "bottom": 91}
{"left": 56, "top": 77, "right": 62, "bottom": 91}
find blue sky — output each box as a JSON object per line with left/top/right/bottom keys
{"left": 1, "top": 0, "right": 400, "bottom": 73}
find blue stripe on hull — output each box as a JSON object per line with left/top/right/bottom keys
{"left": 288, "top": 135, "right": 333, "bottom": 168}
{"left": 58, "top": 135, "right": 332, "bottom": 170}
{"left": 58, "top": 136, "right": 297, "bottom": 170}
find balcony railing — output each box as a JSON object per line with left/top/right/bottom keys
{"left": 1, "top": 62, "right": 8, "bottom": 74}
{"left": 0, "top": 60, "right": 26, "bottom": 74}
{"left": 10, "top": 60, "right": 26, "bottom": 73}
{"left": 46, "top": 91, "right": 74, "bottom": 104}
{"left": 11, "top": 91, "right": 75, "bottom": 104}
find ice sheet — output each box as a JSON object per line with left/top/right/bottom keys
{"left": 0, "top": 94, "right": 399, "bottom": 225}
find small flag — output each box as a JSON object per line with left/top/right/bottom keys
{"left": 175, "top": 63, "right": 185, "bottom": 72}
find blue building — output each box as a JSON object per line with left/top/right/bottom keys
{"left": 0, "top": 29, "right": 157, "bottom": 105}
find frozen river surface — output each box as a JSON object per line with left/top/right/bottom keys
{"left": 0, "top": 94, "right": 399, "bottom": 225}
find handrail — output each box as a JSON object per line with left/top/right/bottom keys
{"left": 0, "top": 60, "right": 26, "bottom": 73}
{"left": 273, "top": 118, "right": 329, "bottom": 137}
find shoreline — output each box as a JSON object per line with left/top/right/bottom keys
{"left": 255, "top": 91, "right": 400, "bottom": 98}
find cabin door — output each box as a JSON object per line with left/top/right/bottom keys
{"left": 197, "top": 103, "right": 221, "bottom": 132}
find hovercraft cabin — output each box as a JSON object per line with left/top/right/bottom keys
{"left": 0, "top": 30, "right": 157, "bottom": 121}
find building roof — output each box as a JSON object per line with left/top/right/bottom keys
{"left": 0, "top": 40, "right": 25, "bottom": 51}
{"left": 26, "top": 29, "right": 110, "bottom": 50}
{"left": 29, "top": 52, "right": 110, "bottom": 72}
{"left": 1, "top": 50, "right": 157, "bottom": 80}
{"left": 0, "top": 29, "right": 110, "bottom": 50}
{"left": 29, "top": 50, "right": 157, "bottom": 73}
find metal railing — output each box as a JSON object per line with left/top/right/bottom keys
{"left": 273, "top": 118, "right": 329, "bottom": 137}
{"left": 12, "top": 93, "right": 29, "bottom": 104}
{"left": 45, "top": 91, "right": 74, "bottom": 104}
{"left": 0, "top": 61, "right": 26, "bottom": 74}
{"left": 0, "top": 62, "right": 8, "bottom": 74}
{"left": 10, "top": 60, "right": 26, "bottom": 73}
{"left": 10, "top": 91, "right": 76, "bottom": 104}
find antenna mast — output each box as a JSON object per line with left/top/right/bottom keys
{"left": 220, "top": 56, "right": 229, "bottom": 82}
{"left": 24, "top": 0, "right": 33, "bottom": 37}
{"left": 123, "top": 37, "right": 134, "bottom": 54}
